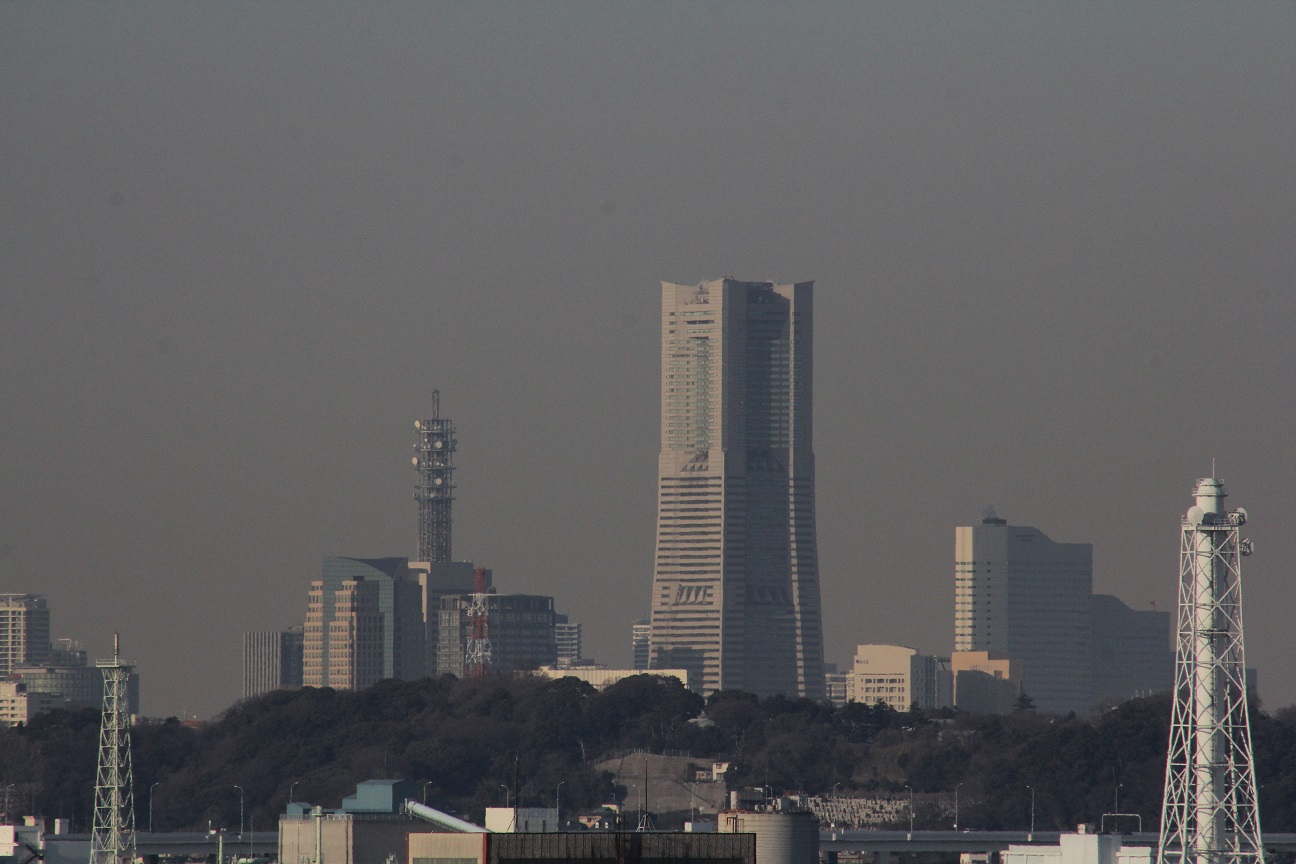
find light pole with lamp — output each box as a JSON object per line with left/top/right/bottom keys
{"left": 555, "top": 782, "right": 565, "bottom": 829}
{"left": 1114, "top": 783, "right": 1123, "bottom": 814}
{"left": 499, "top": 785, "right": 511, "bottom": 808}
{"left": 954, "top": 783, "right": 963, "bottom": 830}
{"left": 1026, "top": 785, "right": 1035, "bottom": 839}
{"left": 905, "top": 785, "right": 914, "bottom": 836}
{"left": 234, "top": 786, "right": 244, "bottom": 838}
{"left": 289, "top": 782, "right": 299, "bottom": 805}
{"left": 149, "top": 782, "right": 160, "bottom": 834}
{"left": 422, "top": 781, "right": 432, "bottom": 805}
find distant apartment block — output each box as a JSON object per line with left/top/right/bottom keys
{"left": 555, "top": 614, "right": 582, "bottom": 667}
{"left": 0, "top": 680, "right": 62, "bottom": 727}
{"left": 243, "top": 626, "right": 305, "bottom": 700}
{"left": 1, "top": 594, "right": 51, "bottom": 676}
{"left": 823, "top": 663, "right": 849, "bottom": 707}
{"left": 632, "top": 618, "right": 650, "bottom": 671}
{"left": 847, "top": 645, "right": 951, "bottom": 711}
{"left": 954, "top": 515, "right": 1172, "bottom": 714}
{"left": 303, "top": 557, "right": 425, "bottom": 690}
{"left": 437, "top": 593, "right": 556, "bottom": 676}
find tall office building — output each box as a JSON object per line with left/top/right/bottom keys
{"left": 242, "top": 626, "right": 305, "bottom": 700}
{"left": 0, "top": 594, "right": 50, "bottom": 676}
{"left": 955, "top": 516, "right": 1093, "bottom": 713}
{"left": 648, "top": 279, "right": 825, "bottom": 699}
{"left": 303, "top": 557, "right": 425, "bottom": 690}
{"left": 408, "top": 561, "right": 486, "bottom": 676}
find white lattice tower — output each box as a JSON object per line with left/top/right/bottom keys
{"left": 1158, "top": 478, "right": 1262, "bottom": 864}
{"left": 90, "top": 634, "right": 136, "bottom": 864}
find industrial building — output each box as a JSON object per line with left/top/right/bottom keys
{"left": 648, "top": 278, "right": 825, "bottom": 700}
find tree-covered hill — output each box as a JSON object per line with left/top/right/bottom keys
{"left": 4, "top": 674, "right": 1296, "bottom": 836}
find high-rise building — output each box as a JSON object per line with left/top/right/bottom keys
{"left": 631, "top": 618, "right": 651, "bottom": 671}
{"left": 242, "top": 626, "right": 305, "bottom": 700}
{"left": 1089, "top": 594, "right": 1173, "bottom": 706}
{"left": 954, "top": 516, "right": 1093, "bottom": 713}
{"left": 303, "top": 557, "right": 425, "bottom": 690}
{"left": 954, "top": 515, "right": 1175, "bottom": 714}
{"left": 554, "top": 614, "right": 582, "bottom": 667}
{"left": 408, "top": 561, "right": 486, "bottom": 675}
{"left": 0, "top": 594, "right": 50, "bottom": 676}
{"left": 437, "top": 593, "right": 556, "bottom": 676}
{"left": 647, "top": 279, "right": 825, "bottom": 699}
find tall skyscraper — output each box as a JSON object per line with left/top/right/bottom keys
{"left": 954, "top": 516, "right": 1093, "bottom": 713}
{"left": 648, "top": 278, "right": 825, "bottom": 699}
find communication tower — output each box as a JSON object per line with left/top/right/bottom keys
{"left": 1158, "top": 477, "right": 1262, "bottom": 864}
{"left": 465, "top": 566, "right": 492, "bottom": 677}
{"left": 90, "top": 634, "right": 136, "bottom": 864}
{"left": 413, "top": 391, "right": 456, "bottom": 562}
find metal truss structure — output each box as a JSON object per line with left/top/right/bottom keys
{"left": 414, "top": 390, "right": 456, "bottom": 563}
{"left": 1158, "top": 478, "right": 1262, "bottom": 864}
{"left": 89, "top": 635, "right": 136, "bottom": 864}
{"left": 465, "top": 566, "right": 493, "bottom": 678}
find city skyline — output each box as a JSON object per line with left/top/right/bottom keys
{"left": 4, "top": 4, "right": 1295, "bottom": 717}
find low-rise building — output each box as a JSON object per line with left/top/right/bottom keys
{"left": 950, "top": 651, "right": 1019, "bottom": 714}
{"left": 846, "top": 645, "right": 951, "bottom": 711}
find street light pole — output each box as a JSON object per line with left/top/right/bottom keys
{"left": 499, "top": 785, "right": 511, "bottom": 809}
{"left": 555, "top": 782, "right": 565, "bottom": 829}
{"left": 1027, "top": 786, "right": 1035, "bottom": 839}
{"left": 234, "top": 786, "right": 244, "bottom": 839}
{"left": 905, "top": 785, "right": 914, "bottom": 835}
{"left": 1115, "top": 783, "right": 1123, "bottom": 814}
{"left": 149, "top": 782, "right": 160, "bottom": 834}
{"left": 954, "top": 783, "right": 963, "bottom": 831}
{"left": 289, "top": 782, "right": 299, "bottom": 805}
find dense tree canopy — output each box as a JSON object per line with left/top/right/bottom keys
{"left": 4, "top": 675, "right": 1296, "bottom": 836}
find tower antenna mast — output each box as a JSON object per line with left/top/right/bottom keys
{"left": 90, "top": 633, "right": 136, "bottom": 864}
{"left": 413, "top": 390, "right": 456, "bottom": 562}
{"left": 1158, "top": 477, "right": 1262, "bottom": 864}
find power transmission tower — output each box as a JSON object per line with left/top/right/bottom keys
{"left": 89, "top": 634, "right": 136, "bottom": 864}
{"left": 1158, "top": 477, "right": 1262, "bottom": 864}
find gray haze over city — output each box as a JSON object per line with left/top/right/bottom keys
{"left": 3, "top": 4, "right": 1295, "bottom": 719}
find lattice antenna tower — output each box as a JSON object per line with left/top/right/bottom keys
{"left": 413, "top": 390, "right": 456, "bottom": 562}
{"left": 1158, "top": 477, "right": 1262, "bottom": 864}
{"left": 465, "top": 566, "right": 492, "bottom": 677}
{"left": 90, "top": 634, "right": 136, "bottom": 864}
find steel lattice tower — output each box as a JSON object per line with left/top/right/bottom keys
{"left": 413, "top": 391, "right": 456, "bottom": 563}
{"left": 90, "top": 634, "right": 136, "bottom": 864}
{"left": 1158, "top": 477, "right": 1262, "bottom": 864}
{"left": 465, "top": 566, "right": 492, "bottom": 677}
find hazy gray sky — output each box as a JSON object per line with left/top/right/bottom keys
{"left": 3, "top": 4, "right": 1295, "bottom": 718}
